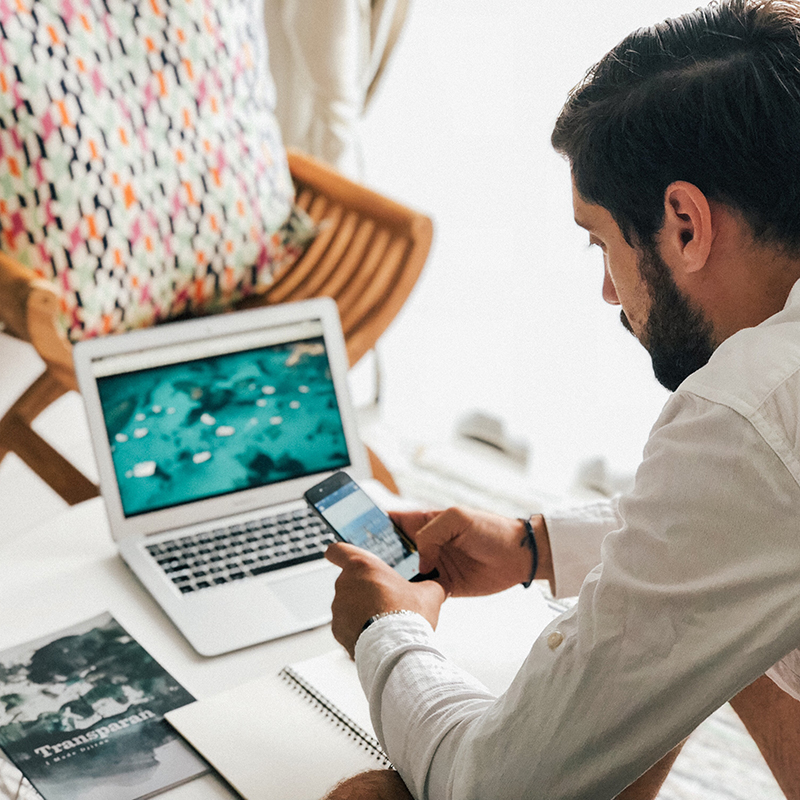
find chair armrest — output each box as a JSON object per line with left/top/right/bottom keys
{"left": 0, "top": 252, "right": 38, "bottom": 341}
{"left": 282, "top": 148, "right": 433, "bottom": 366}
{"left": 0, "top": 252, "right": 75, "bottom": 385}
{"left": 287, "top": 148, "right": 431, "bottom": 234}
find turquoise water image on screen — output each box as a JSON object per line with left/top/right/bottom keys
{"left": 96, "top": 336, "right": 350, "bottom": 517}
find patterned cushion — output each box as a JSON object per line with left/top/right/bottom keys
{"left": 0, "top": 0, "right": 315, "bottom": 340}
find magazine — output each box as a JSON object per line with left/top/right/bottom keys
{"left": 0, "top": 612, "right": 207, "bottom": 800}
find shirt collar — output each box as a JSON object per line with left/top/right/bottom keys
{"left": 784, "top": 277, "right": 800, "bottom": 311}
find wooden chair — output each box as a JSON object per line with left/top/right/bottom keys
{"left": 0, "top": 149, "right": 432, "bottom": 504}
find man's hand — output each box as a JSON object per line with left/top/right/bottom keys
{"left": 326, "top": 543, "right": 447, "bottom": 658}
{"left": 391, "top": 508, "right": 553, "bottom": 597}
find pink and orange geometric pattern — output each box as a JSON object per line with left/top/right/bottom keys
{"left": 0, "top": 0, "right": 315, "bottom": 340}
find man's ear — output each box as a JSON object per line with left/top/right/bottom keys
{"left": 660, "top": 181, "right": 713, "bottom": 274}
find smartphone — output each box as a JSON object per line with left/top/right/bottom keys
{"left": 305, "top": 471, "right": 425, "bottom": 581}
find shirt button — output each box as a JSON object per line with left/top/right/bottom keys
{"left": 547, "top": 631, "right": 564, "bottom": 650}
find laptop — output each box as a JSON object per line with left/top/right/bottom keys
{"left": 74, "top": 298, "right": 371, "bottom": 656}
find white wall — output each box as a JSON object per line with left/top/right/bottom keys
{"left": 359, "top": 0, "right": 695, "bottom": 493}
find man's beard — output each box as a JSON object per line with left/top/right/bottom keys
{"left": 620, "top": 246, "right": 716, "bottom": 391}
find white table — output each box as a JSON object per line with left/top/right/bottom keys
{"left": 1, "top": 493, "right": 557, "bottom": 799}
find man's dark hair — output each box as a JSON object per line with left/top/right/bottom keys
{"left": 552, "top": 0, "right": 800, "bottom": 251}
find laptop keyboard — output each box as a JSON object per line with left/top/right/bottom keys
{"left": 146, "top": 507, "right": 334, "bottom": 594}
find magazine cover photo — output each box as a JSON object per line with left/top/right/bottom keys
{"left": 0, "top": 613, "right": 206, "bottom": 800}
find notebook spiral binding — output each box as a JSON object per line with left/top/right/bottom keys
{"left": 279, "top": 667, "right": 393, "bottom": 769}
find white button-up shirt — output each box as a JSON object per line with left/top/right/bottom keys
{"left": 355, "top": 280, "right": 800, "bottom": 799}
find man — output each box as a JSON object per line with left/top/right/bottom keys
{"left": 326, "top": 1, "right": 800, "bottom": 797}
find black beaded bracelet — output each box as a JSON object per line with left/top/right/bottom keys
{"left": 520, "top": 516, "right": 539, "bottom": 589}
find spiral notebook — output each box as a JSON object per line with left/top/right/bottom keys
{"left": 166, "top": 649, "right": 389, "bottom": 800}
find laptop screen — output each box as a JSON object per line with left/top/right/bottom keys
{"left": 92, "top": 320, "right": 351, "bottom": 518}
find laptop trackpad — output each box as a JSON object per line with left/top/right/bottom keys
{"left": 269, "top": 563, "right": 337, "bottom": 623}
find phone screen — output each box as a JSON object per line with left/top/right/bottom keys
{"left": 306, "top": 472, "right": 421, "bottom": 580}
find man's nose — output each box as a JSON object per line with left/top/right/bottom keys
{"left": 602, "top": 268, "right": 620, "bottom": 305}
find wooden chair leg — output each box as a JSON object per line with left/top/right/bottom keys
{"left": 4, "top": 368, "right": 70, "bottom": 425}
{"left": 0, "top": 369, "right": 99, "bottom": 505}
{"left": 0, "top": 420, "right": 99, "bottom": 504}
{"left": 367, "top": 447, "right": 399, "bottom": 495}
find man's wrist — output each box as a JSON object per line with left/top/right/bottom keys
{"left": 361, "top": 608, "right": 418, "bottom": 633}
{"left": 355, "top": 609, "right": 424, "bottom": 654}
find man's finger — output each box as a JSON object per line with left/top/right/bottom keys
{"left": 417, "top": 553, "right": 439, "bottom": 577}
{"left": 415, "top": 507, "right": 471, "bottom": 547}
{"left": 389, "top": 510, "right": 442, "bottom": 542}
{"left": 418, "top": 577, "right": 448, "bottom": 605}
{"left": 325, "top": 541, "right": 367, "bottom": 568}
{"left": 326, "top": 542, "right": 392, "bottom": 574}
